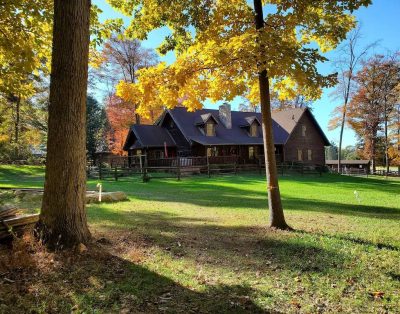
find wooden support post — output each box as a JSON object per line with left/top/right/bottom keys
{"left": 177, "top": 156, "right": 181, "bottom": 181}
{"left": 114, "top": 166, "right": 118, "bottom": 181}
{"left": 207, "top": 153, "right": 210, "bottom": 178}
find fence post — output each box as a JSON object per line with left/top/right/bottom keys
{"left": 142, "top": 154, "right": 148, "bottom": 182}
{"left": 207, "top": 154, "right": 210, "bottom": 178}
{"left": 234, "top": 160, "right": 237, "bottom": 175}
{"left": 177, "top": 156, "right": 181, "bottom": 181}
{"left": 114, "top": 165, "right": 118, "bottom": 181}
{"left": 258, "top": 158, "right": 262, "bottom": 175}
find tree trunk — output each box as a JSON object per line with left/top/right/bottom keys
{"left": 135, "top": 110, "right": 141, "bottom": 125}
{"left": 38, "top": 0, "right": 91, "bottom": 248}
{"left": 338, "top": 108, "right": 346, "bottom": 174}
{"left": 384, "top": 101, "right": 389, "bottom": 176}
{"left": 129, "top": 70, "right": 141, "bottom": 125}
{"left": 397, "top": 106, "right": 400, "bottom": 173}
{"left": 370, "top": 136, "right": 376, "bottom": 174}
{"left": 14, "top": 95, "right": 21, "bottom": 157}
{"left": 253, "top": 0, "right": 290, "bottom": 230}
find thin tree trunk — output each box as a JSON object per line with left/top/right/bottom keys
{"left": 397, "top": 106, "right": 400, "bottom": 173}
{"left": 14, "top": 95, "right": 21, "bottom": 157}
{"left": 384, "top": 100, "right": 389, "bottom": 176}
{"left": 371, "top": 136, "right": 376, "bottom": 174}
{"left": 129, "top": 68, "right": 141, "bottom": 125}
{"left": 254, "top": 0, "right": 289, "bottom": 230}
{"left": 38, "top": 0, "right": 91, "bottom": 248}
{"left": 135, "top": 110, "right": 141, "bottom": 125}
{"left": 338, "top": 109, "right": 346, "bottom": 174}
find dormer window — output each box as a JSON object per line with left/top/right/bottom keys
{"left": 206, "top": 122, "right": 215, "bottom": 136}
{"left": 195, "top": 112, "right": 218, "bottom": 136}
{"left": 250, "top": 123, "right": 258, "bottom": 137}
{"left": 240, "top": 116, "right": 260, "bottom": 137}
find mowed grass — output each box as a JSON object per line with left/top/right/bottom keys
{"left": 0, "top": 165, "right": 400, "bottom": 313}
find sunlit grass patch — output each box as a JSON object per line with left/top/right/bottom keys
{"left": 0, "top": 165, "right": 399, "bottom": 313}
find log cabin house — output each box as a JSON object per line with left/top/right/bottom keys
{"left": 123, "top": 104, "right": 330, "bottom": 165}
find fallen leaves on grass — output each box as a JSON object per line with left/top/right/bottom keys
{"left": 368, "top": 291, "right": 385, "bottom": 299}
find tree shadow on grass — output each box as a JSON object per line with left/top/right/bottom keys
{"left": 0, "top": 241, "right": 273, "bottom": 314}
{"left": 282, "top": 196, "right": 400, "bottom": 219}
{"left": 293, "top": 229, "right": 400, "bottom": 252}
{"left": 89, "top": 208, "right": 347, "bottom": 275}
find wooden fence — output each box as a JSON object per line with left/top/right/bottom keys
{"left": 87, "top": 155, "right": 324, "bottom": 182}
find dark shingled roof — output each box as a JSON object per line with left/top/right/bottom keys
{"left": 161, "top": 107, "right": 329, "bottom": 146}
{"left": 123, "top": 125, "right": 176, "bottom": 150}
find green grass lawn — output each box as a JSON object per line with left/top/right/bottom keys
{"left": 1, "top": 165, "right": 400, "bottom": 313}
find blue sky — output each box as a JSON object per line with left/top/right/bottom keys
{"left": 92, "top": 0, "right": 400, "bottom": 147}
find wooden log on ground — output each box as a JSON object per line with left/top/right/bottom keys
{"left": 2, "top": 214, "right": 39, "bottom": 228}
{"left": 0, "top": 205, "right": 18, "bottom": 220}
{"left": 0, "top": 214, "right": 39, "bottom": 241}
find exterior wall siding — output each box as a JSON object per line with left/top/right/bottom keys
{"left": 283, "top": 112, "right": 326, "bottom": 165}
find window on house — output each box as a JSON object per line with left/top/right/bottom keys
{"left": 206, "top": 122, "right": 215, "bottom": 136}
{"left": 249, "top": 146, "right": 255, "bottom": 159}
{"left": 207, "top": 147, "right": 217, "bottom": 157}
{"left": 250, "top": 123, "right": 258, "bottom": 137}
{"left": 302, "top": 125, "right": 307, "bottom": 137}
{"left": 308, "top": 149, "right": 312, "bottom": 161}
{"left": 297, "top": 149, "right": 303, "bottom": 161}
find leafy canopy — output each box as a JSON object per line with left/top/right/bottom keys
{"left": 111, "top": 0, "right": 371, "bottom": 117}
{"left": 0, "top": 0, "right": 53, "bottom": 97}
{"left": 0, "top": 0, "right": 122, "bottom": 99}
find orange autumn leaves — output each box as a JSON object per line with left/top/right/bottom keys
{"left": 105, "top": 95, "right": 162, "bottom": 155}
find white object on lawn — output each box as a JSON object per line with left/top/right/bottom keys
{"left": 97, "top": 183, "right": 102, "bottom": 202}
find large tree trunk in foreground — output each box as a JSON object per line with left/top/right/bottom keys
{"left": 38, "top": 0, "right": 91, "bottom": 248}
{"left": 254, "top": 0, "right": 290, "bottom": 230}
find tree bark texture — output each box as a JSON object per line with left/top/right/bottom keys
{"left": 253, "top": 0, "right": 290, "bottom": 230}
{"left": 39, "top": 0, "right": 91, "bottom": 248}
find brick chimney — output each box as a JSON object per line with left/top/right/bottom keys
{"left": 219, "top": 103, "right": 232, "bottom": 129}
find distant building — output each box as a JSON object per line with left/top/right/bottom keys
{"left": 326, "top": 160, "right": 370, "bottom": 174}
{"left": 123, "top": 104, "right": 330, "bottom": 165}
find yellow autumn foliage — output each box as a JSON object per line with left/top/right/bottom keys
{"left": 110, "top": 0, "right": 370, "bottom": 116}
